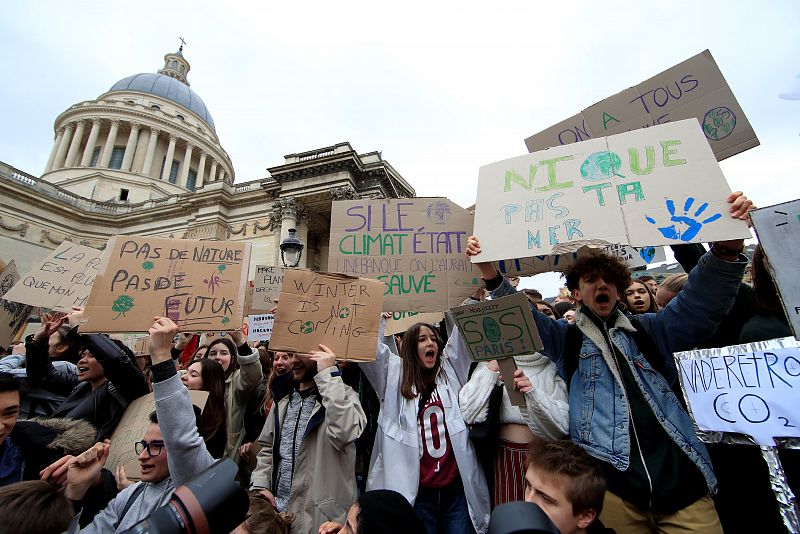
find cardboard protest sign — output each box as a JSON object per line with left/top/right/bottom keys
{"left": 247, "top": 313, "right": 275, "bottom": 341}
{"left": 0, "top": 261, "right": 35, "bottom": 345}
{"left": 496, "top": 244, "right": 666, "bottom": 277}
{"left": 251, "top": 265, "right": 285, "bottom": 310}
{"left": 384, "top": 311, "right": 445, "bottom": 336}
{"left": 81, "top": 236, "right": 251, "bottom": 332}
{"left": 473, "top": 119, "right": 751, "bottom": 265}
{"left": 524, "top": 50, "right": 759, "bottom": 161}
{"left": 270, "top": 270, "right": 383, "bottom": 361}
{"left": 3, "top": 242, "right": 102, "bottom": 312}
{"left": 751, "top": 200, "right": 800, "bottom": 340}
{"left": 451, "top": 293, "right": 543, "bottom": 361}
{"left": 328, "top": 198, "right": 481, "bottom": 312}
{"left": 675, "top": 338, "right": 800, "bottom": 445}
{"left": 105, "top": 390, "right": 208, "bottom": 480}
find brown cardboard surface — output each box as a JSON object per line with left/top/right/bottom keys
{"left": 524, "top": 50, "right": 758, "bottom": 161}
{"left": 251, "top": 265, "right": 285, "bottom": 310}
{"left": 105, "top": 390, "right": 209, "bottom": 480}
{"left": 496, "top": 357, "right": 526, "bottom": 407}
{"left": 474, "top": 119, "right": 752, "bottom": 264}
{"left": 3, "top": 242, "right": 103, "bottom": 311}
{"left": 81, "top": 236, "right": 251, "bottom": 333}
{"left": 450, "top": 293, "right": 543, "bottom": 362}
{"left": 270, "top": 269, "right": 383, "bottom": 361}
{"left": 328, "top": 198, "right": 481, "bottom": 312}
{"left": 384, "top": 311, "right": 445, "bottom": 336}
{"left": 0, "top": 261, "right": 35, "bottom": 345}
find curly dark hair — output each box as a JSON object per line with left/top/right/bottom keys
{"left": 564, "top": 253, "right": 632, "bottom": 293}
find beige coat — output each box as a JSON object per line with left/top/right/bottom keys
{"left": 224, "top": 348, "right": 263, "bottom": 459}
{"left": 251, "top": 367, "right": 366, "bottom": 534}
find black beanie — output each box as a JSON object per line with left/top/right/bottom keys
{"left": 357, "top": 490, "right": 427, "bottom": 534}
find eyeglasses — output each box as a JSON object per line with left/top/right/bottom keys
{"left": 135, "top": 439, "right": 165, "bottom": 457}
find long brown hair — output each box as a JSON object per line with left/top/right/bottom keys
{"left": 399, "top": 322, "right": 444, "bottom": 400}
{"left": 195, "top": 358, "right": 227, "bottom": 456}
{"left": 206, "top": 337, "right": 240, "bottom": 379}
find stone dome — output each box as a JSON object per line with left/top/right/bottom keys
{"left": 109, "top": 72, "right": 215, "bottom": 131}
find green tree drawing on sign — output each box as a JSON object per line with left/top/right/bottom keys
{"left": 112, "top": 295, "right": 134, "bottom": 320}
{"left": 221, "top": 316, "right": 231, "bottom": 327}
{"left": 218, "top": 265, "right": 226, "bottom": 273}
{"left": 142, "top": 261, "right": 155, "bottom": 272}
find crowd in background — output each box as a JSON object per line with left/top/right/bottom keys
{"left": 1, "top": 191, "right": 799, "bottom": 534}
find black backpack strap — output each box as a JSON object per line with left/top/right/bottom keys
{"left": 117, "top": 482, "right": 147, "bottom": 527}
{"left": 628, "top": 316, "right": 667, "bottom": 378}
{"left": 563, "top": 324, "right": 584, "bottom": 390}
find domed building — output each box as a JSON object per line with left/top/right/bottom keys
{"left": 0, "top": 48, "right": 414, "bottom": 274}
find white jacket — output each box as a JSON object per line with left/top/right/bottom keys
{"left": 359, "top": 321, "right": 491, "bottom": 534}
{"left": 459, "top": 353, "right": 569, "bottom": 442}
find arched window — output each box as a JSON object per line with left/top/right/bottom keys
{"left": 151, "top": 104, "right": 161, "bottom": 111}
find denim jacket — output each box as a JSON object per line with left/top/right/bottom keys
{"left": 490, "top": 250, "right": 747, "bottom": 494}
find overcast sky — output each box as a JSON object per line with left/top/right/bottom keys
{"left": 1, "top": 1, "right": 798, "bottom": 296}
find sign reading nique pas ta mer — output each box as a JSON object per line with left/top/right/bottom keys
{"left": 472, "top": 119, "right": 751, "bottom": 264}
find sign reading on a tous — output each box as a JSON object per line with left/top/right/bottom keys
{"left": 675, "top": 338, "right": 800, "bottom": 446}
{"left": 270, "top": 270, "right": 383, "bottom": 361}
{"left": 524, "top": 50, "right": 758, "bottom": 162}
{"left": 473, "top": 119, "right": 751, "bottom": 264}
{"left": 328, "top": 198, "right": 481, "bottom": 312}
{"left": 251, "top": 265, "right": 285, "bottom": 310}
{"left": 751, "top": 200, "right": 800, "bottom": 340}
{"left": 3, "top": 242, "right": 103, "bottom": 311}
{"left": 451, "top": 293, "right": 543, "bottom": 362}
{"left": 81, "top": 236, "right": 251, "bottom": 332}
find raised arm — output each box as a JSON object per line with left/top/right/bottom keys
{"left": 310, "top": 344, "right": 366, "bottom": 450}
{"left": 466, "top": 236, "right": 569, "bottom": 377}
{"left": 83, "top": 334, "right": 148, "bottom": 403}
{"left": 358, "top": 317, "right": 394, "bottom": 400}
{"left": 229, "top": 329, "right": 263, "bottom": 404}
{"left": 25, "top": 315, "right": 78, "bottom": 396}
{"left": 148, "top": 317, "right": 215, "bottom": 487}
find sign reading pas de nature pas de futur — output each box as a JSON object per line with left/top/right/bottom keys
{"left": 472, "top": 119, "right": 751, "bottom": 264}
{"left": 81, "top": 236, "right": 251, "bottom": 332}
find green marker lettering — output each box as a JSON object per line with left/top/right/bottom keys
{"left": 582, "top": 183, "right": 612, "bottom": 206}
{"left": 504, "top": 164, "right": 539, "bottom": 192}
{"left": 629, "top": 146, "right": 655, "bottom": 175}
{"left": 536, "top": 156, "right": 574, "bottom": 192}
{"left": 602, "top": 112, "right": 620, "bottom": 130}
{"left": 661, "top": 140, "right": 686, "bottom": 167}
{"left": 617, "top": 181, "right": 645, "bottom": 204}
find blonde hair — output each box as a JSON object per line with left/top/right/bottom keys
{"left": 661, "top": 273, "right": 689, "bottom": 294}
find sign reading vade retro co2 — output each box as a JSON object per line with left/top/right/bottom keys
{"left": 675, "top": 338, "right": 800, "bottom": 446}
{"left": 472, "top": 119, "right": 751, "bottom": 264}
{"left": 81, "top": 236, "right": 251, "bottom": 332}
{"left": 329, "top": 198, "right": 481, "bottom": 312}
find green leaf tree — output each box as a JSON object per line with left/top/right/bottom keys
{"left": 142, "top": 261, "right": 155, "bottom": 272}
{"left": 221, "top": 316, "right": 231, "bottom": 327}
{"left": 111, "top": 295, "right": 134, "bottom": 320}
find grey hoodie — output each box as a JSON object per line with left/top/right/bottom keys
{"left": 70, "top": 365, "right": 215, "bottom": 533}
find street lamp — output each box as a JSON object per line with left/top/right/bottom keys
{"left": 280, "top": 228, "right": 304, "bottom": 268}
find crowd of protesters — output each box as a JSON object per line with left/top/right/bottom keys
{"left": 0, "top": 190, "right": 798, "bottom": 533}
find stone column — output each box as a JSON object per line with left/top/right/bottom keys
{"left": 80, "top": 119, "right": 102, "bottom": 167}
{"left": 99, "top": 119, "right": 120, "bottom": 168}
{"left": 179, "top": 143, "right": 194, "bottom": 187}
{"left": 218, "top": 170, "right": 225, "bottom": 183}
{"left": 121, "top": 122, "right": 141, "bottom": 171}
{"left": 275, "top": 197, "right": 308, "bottom": 268}
{"left": 142, "top": 128, "right": 160, "bottom": 177}
{"left": 44, "top": 129, "right": 64, "bottom": 173}
{"left": 196, "top": 151, "right": 207, "bottom": 188}
{"left": 64, "top": 120, "right": 86, "bottom": 168}
{"left": 209, "top": 160, "right": 218, "bottom": 183}
{"left": 160, "top": 135, "right": 177, "bottom": 181}
{"left": 53, "top": 124, "right": 74, "bottom": 170}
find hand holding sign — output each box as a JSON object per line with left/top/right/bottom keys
{"left": 309, "top": 344, "right": 336, "bottom": 372}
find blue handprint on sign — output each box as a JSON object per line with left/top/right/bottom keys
{"left": 645, "top": 197, "right": 721, "bottom": 242}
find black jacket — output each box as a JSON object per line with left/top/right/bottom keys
{"left": 26, "top": 333, "right": 149, "bottom": 440}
